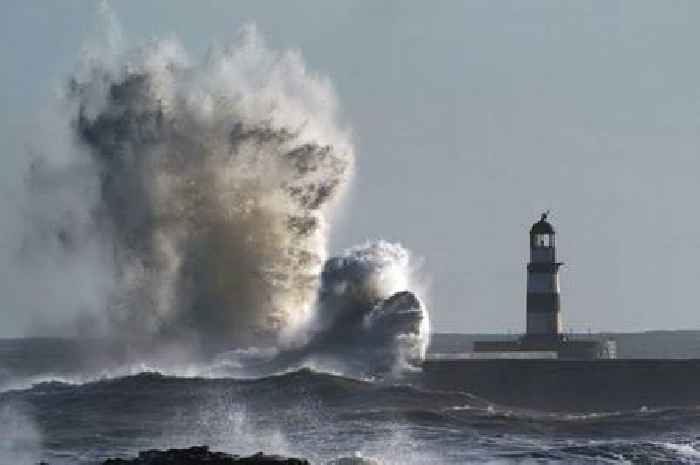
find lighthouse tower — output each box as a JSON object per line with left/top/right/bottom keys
{"left": 472, "top": 213, "right": 610, "bottom": 358}
{"left": 526, "top": 212, "right": 563, "bottom": 340}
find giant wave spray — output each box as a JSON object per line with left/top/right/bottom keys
{"left": 22, "top": 23, "right": 429, "bottom": 376}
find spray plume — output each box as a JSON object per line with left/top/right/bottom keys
{"left": 21, "top": 19, "right": 428, "bottom": 375}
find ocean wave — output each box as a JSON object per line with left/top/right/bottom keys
{"left": 5, "top": 367, "right": 700, "bottom": 464}
{"left": 500, "top": 440, "right": 700, "bottom": 464}
{"left": 4, "top": 367, "right": 700, "bottom": 437}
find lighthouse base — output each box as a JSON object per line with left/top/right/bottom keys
{"left": 472, "top": 335, "right": 611, "bottom": 360}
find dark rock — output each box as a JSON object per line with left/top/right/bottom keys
{"left": 102, "top": 446, "right": 309, "bottom": 465}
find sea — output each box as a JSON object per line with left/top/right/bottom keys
{"left": 2, "top": 339, "right": 700, "bottom": 465}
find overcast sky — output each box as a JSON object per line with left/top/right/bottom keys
{"left": 2, "top": 1, "right": 700, "bottom": 336}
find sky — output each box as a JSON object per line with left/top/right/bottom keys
{"left": 1, "top": 1, "right": 700, "bottom": 336}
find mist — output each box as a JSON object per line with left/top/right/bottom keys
{"left": 6, "top": 9, "right": 429, "bottom": 376}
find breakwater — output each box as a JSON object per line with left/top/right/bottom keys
{"left": 418, "top": 359, "right": 700, "bottom": 411}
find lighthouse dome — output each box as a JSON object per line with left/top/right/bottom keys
{"left": 530, "top": 212, "right": 555, "bottom": 234}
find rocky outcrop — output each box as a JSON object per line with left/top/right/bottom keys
{"left": 102, "top": 446, "right": 309, "bottom": 465}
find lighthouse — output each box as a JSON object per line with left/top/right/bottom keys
{"left": 526, "top": 212, "right": 563, "bottom": 340}
{"left": 470, "top": 212, "right": 613, "bottom": 358}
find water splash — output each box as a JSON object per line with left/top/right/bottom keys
{"left": 20, "top": 16, "right": 428, "bottom": 375}
{"left": 0, "top": 404, "right": 42, "bottom": 465}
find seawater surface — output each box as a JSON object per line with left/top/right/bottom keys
{"left": 2, "top": 340, "right": 700, "bottom": 465}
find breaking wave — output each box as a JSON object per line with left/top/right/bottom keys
{"left": 18, "top": 14, "right": 428, "bottom": 376}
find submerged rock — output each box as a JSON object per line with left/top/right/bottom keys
{"left": 102, "top": 445, "right": 309, "bottom": 465}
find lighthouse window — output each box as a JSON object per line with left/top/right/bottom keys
{"left": 535, "top": 234, "right": 551, "bottom": 247}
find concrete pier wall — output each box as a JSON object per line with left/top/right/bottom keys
{"left": 418, "top": 359, "right": 700, "bottom": 412}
